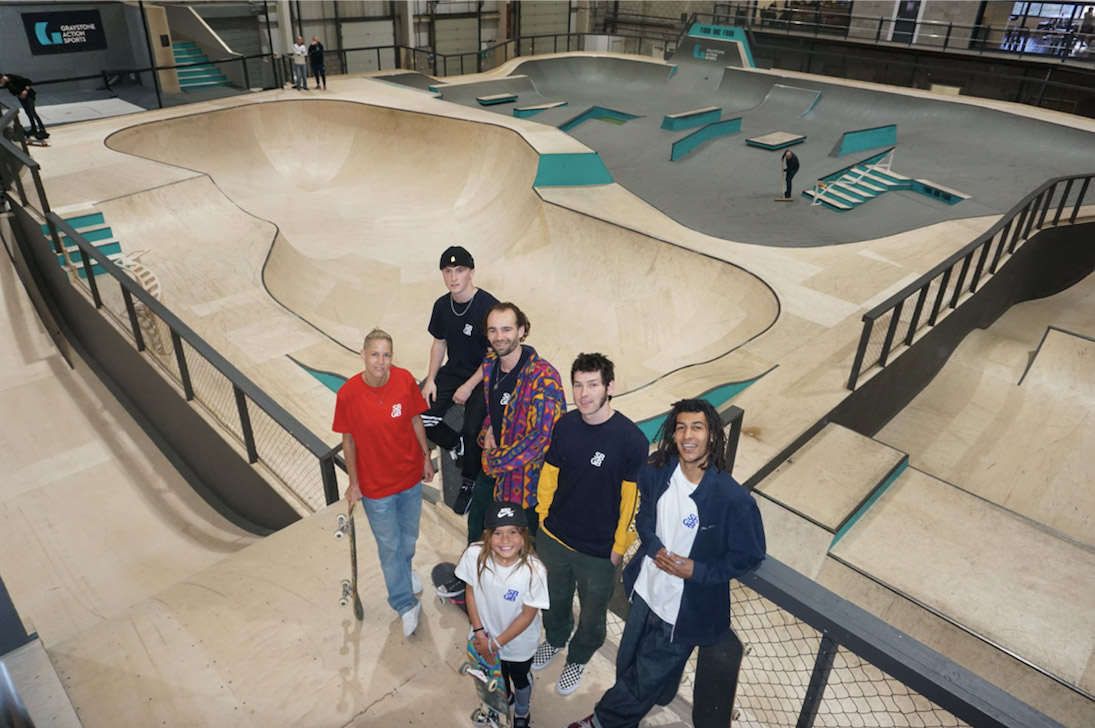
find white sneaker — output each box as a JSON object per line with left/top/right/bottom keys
{"left": 557, "top": 661, "right": 585, "bottom": 696}
{"left": 411, "top": 571, "right": 422, "bottom": 594}
{"left": 401, "top": 601, "right": 421, "bottom": 637}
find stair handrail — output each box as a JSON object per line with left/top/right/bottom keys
{"left": 810, "top": 146, "right": 895, "bottom": 206}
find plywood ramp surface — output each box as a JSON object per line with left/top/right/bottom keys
{"left": 830, "top": 467, "right": 1095, "bottom": 691}
{"left": 49, "top": 502, "right": 622, "bottom": 728}
{"left": 0, "top": 250, "right": 258, "bottom": 650}
{"left": 877, "top": 271, "right": 1095, "bottom": 547}
{"left": 757, "top": 423, "right": 905, "bottom": 531}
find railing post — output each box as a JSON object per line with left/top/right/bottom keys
{"left": 877, "top": 299, "right": 904, "bottom": 367}
{"left": 234, "top": 385, "right": 259, "bottom": 463}
{"left": 321, "top": 453, "right": 340, "bottom": 505}
{"left": 875, "top": 16, "right": 883, "bottom": 42}
{"left": 949, "top": 253, "right": 973, "bottom": 308}
{"left": 77, "top": 247, "right": 103, "bottom": 308}
{"left": 1036, "top": 184, "right": 1054, "bottom": 229}
{"left": 796, "top": 634, "right": 839, "bottom": 728}
{"left": 903, "top": 286, "right": 930, "bottom": 345}
{"left": 1053, "top": 179, "right": 1074, "bottom": 225}
{"left": 122, "top": 287, "right": 146, "bottom": 352}
{"left": 943, "top": 21, "right": 952, "bottom": 50}
{"left": 989, "top": 222, "right": 1011, "bottom": 273}
{"left": 171, "top": 330, "right": 194, "bottom": 400}
{"left": 847, "top": 316, "right": 874, "bottom": 390}
{"left": 969, "top": 239, "right": 992, "bottom": 293}
{"left": 927, "top": 268, "right": 951, "bottom": 325}
{"left": 241, "top": 57, "right": 250, "bottom": 89}
{"left": 721, "top": 406, "right": 744, "bottom": 477}
{"left": 1009, "top": 205, "right": 1029, "bottom": 252}
{"left": 1022, "top": 197, "right": 1039, "bottom": 238}
{"left": 1070, "top": 177, "right": 1090, "bottom": 223}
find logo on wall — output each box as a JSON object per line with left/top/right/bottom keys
{"left": 22, "top": 10, "right": 108, "bottom": 55}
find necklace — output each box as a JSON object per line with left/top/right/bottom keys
{"left": 493, "top": 363, "right": 517, "bottom": 391}
{"left": 450, "top": 290, "right": 475, "bottom": 317}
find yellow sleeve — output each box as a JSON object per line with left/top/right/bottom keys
{"left": 535, "top": 463, "right": 560, "bottom": 522}
{"left": 612, "top": 480, "right": 639, "bottom": 556}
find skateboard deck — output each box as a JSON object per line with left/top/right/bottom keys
{"left": 692, "top": 628, "right": 749, "bottom": 727}
{"left": 431, "top": 561, "right": 468, "bottom": 617}
{"left": 26, "top": 140, "right": 49, "bottom": 147}
{"left": 459, "top": 636, "right": 511, "bottom": 728}
{"left": 334, "top": 500, "right": 365, "bottom": 620}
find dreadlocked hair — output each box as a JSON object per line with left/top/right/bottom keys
{"left": 648, "top": 398, "right": 727, "bottom": 472}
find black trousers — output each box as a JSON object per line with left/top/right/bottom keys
{"left": 784, "top": 168, "right": 797, "bottom": 199}
{"left": 19, "top": 96, "right": 46, "bottom": 138}
{"left": 422, "top": 369, "right": 486, "bottom": 482}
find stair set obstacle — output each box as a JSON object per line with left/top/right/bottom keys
{"left": 806, "top": 140, "right": 970, "bottom": 212}
{"left": 172, "top": 41, "right": 231, "bottom": 90}
{"left": 43, "top": 211, "right": 122, "bottom": 279}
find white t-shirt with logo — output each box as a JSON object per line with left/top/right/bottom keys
{"left": 454, "top": 543, "right": 550, "bottom": 661}
{"left": 633, "top": 463, "right": 700, "bottom": 627}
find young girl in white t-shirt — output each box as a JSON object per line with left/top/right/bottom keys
{"left": 455, "top": 500, "right": 549, "bottom": 728}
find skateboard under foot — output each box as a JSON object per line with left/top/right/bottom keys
{"left": 334, "top": 500, "right": 364, "bottom": 620}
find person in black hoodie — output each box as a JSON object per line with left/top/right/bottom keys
{"left": 308, "top": 36, "right": 326, "bottom": 90}
{"left": 1, "top": 73, "right": 48, "bottom": 141}
{"left": 782, "top": 148, "right": 800, "bottom": 200}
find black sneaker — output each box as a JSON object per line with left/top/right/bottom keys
{"left": 513, "top": 714, "right": 530, "bottom": 728}
{"left": 452, "top": 477, "right": 475, "bottom": 515}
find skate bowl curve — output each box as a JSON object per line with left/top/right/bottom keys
{"left": 105, "top": 99, "right": 779, "bottom": 395}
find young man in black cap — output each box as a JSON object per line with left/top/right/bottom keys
{"left": 420, "top": 245, "right": 499, "bottom": 515}
{"left": 1, "top": 73, "right": 48, "bottom": 141}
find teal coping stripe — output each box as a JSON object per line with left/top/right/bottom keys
{"left": 686, "top": 23, "right": 756, "bottom": 68}
{"left": 560, "top": 106, "right": 640, "bottom": 132}
{"left": 830, "top": 459, "right": 908, "bottom": 548}
{"left": 636, "top": 377, "right": 759, "bottom": 443}
{"left": 534, "top": 153, "right": 614, "bottom": 187}
{"left": 298, "top": 362, "right": 756, "bottom": 445}
{"left": 670, "top": 117, "right": 742, "bottom": 162}
{"left": 661, "top": 107, "right": 721, "bottom": 131}
{"left": 837, "top": 124, "right": 897, "bottom": 157}
{"left": 514, "top": 102, "right": 568, "bottom": 119}
{"left": 801, "top": 91, "right": 822, "bottom": 117}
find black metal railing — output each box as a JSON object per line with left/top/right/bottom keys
{"left": 847, "top": 173, "right": 1093, "bottom": 390}
{"left": 700, "top": 4, "right": 1095, "bottom": 64}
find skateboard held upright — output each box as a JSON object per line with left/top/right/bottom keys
{"left": 431, "top": 561, "right": 468, "bottom": 616}
{"left": 459, "top": 636, "right": 511, "bottom": 728}
{"left": 334, "top": 500, "right": 365, "bottom": 620}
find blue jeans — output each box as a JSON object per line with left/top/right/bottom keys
{"left": 593, "top": 594, "right": 695, "bottom": 728}
{"left": 292, "top": 63, "right": 307, "bottom": 88}
{"left": 360, "top": 482, "right": 422, "bottom": 615}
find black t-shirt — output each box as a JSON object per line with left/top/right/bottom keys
{"left": 489, "top": 347, "right": 530, "bottom": 443}
{"left": 427, "top": 288, "right": 499, "bottom": 379}
{"left": 543, "top": 410, "right": 648, "bottom": 558}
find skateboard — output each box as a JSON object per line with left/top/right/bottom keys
{"left": 334, "top": 500, "right": 365, "bottom": 620}
{"left": 26, "top": 139, "right": 49, "bottom": 147}
{"left": 431, "top": 561, "right": 468, "bottom": 617}
{"left": 459, "top": 636, "right": 511, "bottom": 728}
{"left": 692, "top": 628, "right": 750, "bottom": 728}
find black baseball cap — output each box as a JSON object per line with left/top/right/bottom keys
{"left": 485, "top": 501, "right": 527, "bottom": 529}
{"left": 439, "top": 245, "right": 474, "bottom": 270}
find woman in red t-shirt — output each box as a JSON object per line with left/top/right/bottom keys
{"left": 333, "top": 328, "right": 435, "bottom": 636}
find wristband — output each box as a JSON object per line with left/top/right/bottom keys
{"left": 472, "top": 627, "right": 485, "bottom": 634}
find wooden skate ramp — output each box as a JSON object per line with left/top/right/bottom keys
{"left": 105, "top": 100, "right": 778, "bottom": 396}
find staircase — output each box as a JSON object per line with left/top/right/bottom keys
{"left": 172, "top": 42, "right": 231, "bottom": 90}
{"left": 804, "top": 164, "right": 912, "bottom": 211}
{"left": 42, "top": 211, "right": 122, "bottom": 279}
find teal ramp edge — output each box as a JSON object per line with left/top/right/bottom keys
{"left": 661, "top": 107, "right": 722, "bottom": 131}
{"left": 534, "top": 153, "right": 614, "bottom": 187}
{"left": 830, "top": 459, "right": 908, "bottom": 548}
{"left": 636, "top": 377, "right": 760, "bottom": 443}
{"left": 671, "top": 117, "right": 742, "bottom": 161}
{"left": 559, "top": 106, "right": 641, "bottom": 132}
{"left": 833, "top": 124, "right": 897, "bottom": 157}
{"left": 514, "top": 102, "right": 568, "bottom": 119}
{"left": 686, "top": 23, "right": 756, "bottom": 69}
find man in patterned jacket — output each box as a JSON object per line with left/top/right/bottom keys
{"left": 467, "top": 301, "right": 565, "bottom": 543}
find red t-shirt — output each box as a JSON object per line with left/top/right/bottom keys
{"left": 332, "top": 366, "right": 428, "bottom": 499}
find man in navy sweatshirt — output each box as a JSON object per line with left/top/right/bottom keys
{"left": 567, "top": 398, "right": 766, "bottom": 728}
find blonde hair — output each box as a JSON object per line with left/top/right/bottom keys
{"left": 362, "top": 328, "right": 392, "bottom": 351}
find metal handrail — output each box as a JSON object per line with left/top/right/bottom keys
{"left": 847, "top": 172, "right": 1093, "bottom": 389}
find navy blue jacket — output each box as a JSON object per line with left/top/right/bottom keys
{"left": 623, "top": 458, "right": 766, "bottom": 646}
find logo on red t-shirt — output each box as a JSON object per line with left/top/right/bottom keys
{"left": 391, "top": 403, "right": 402, "bottom": 418}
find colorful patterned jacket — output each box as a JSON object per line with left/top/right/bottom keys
{"left": 479, "top": 345, "right": 565, "bottom": 509}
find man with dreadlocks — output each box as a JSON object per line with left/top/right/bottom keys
{"left": 567, "top": 399, "right": 766, "bottom": 728}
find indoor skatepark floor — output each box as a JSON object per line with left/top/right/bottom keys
{"left": 3, "top": 52, "right": 1095, "bottom": 727}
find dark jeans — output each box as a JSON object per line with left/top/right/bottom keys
{"left": 422, "top": 369, "right": 486, "bottom": 483}
{"left": 311, "top": 62, "right": 326, "bottom": 87}
{"left": 594, "top": 594, "right": 694, "bottom": 728}
{"left": 784, "top": 168, "right": 797, "bottom": 199}
{"left": 538, "top": 530, "right": 617, "bottom": 665}
{"left": 467, "top": 472, "right": 538, "bottom": 544}
{"left": 19, "top": 96, "right": 46, "bottom": 139}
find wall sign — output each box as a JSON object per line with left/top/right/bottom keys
{"left": 22, "top": 10, "right": 108, "bottom": 55}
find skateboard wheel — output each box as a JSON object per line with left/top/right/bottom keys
{"left": 334, "top": 529, "right": 344, "bottom": 540}
{"left": 470, "top": 708, "right": 487, "bottom": 723}
{"left": 459, "top": 663, "right": 472, "bottom": 676}
{"left": 337, "top": 514, "right": 346, "bottom": 526}
{"left": 486, "top": 678, "right": 498, "bottom": 693}
{"left": 341, "top": 579, "right": 351, "bottom": 589}
{"left": 339, "top": 597, "right": 348, "bottom": 607}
